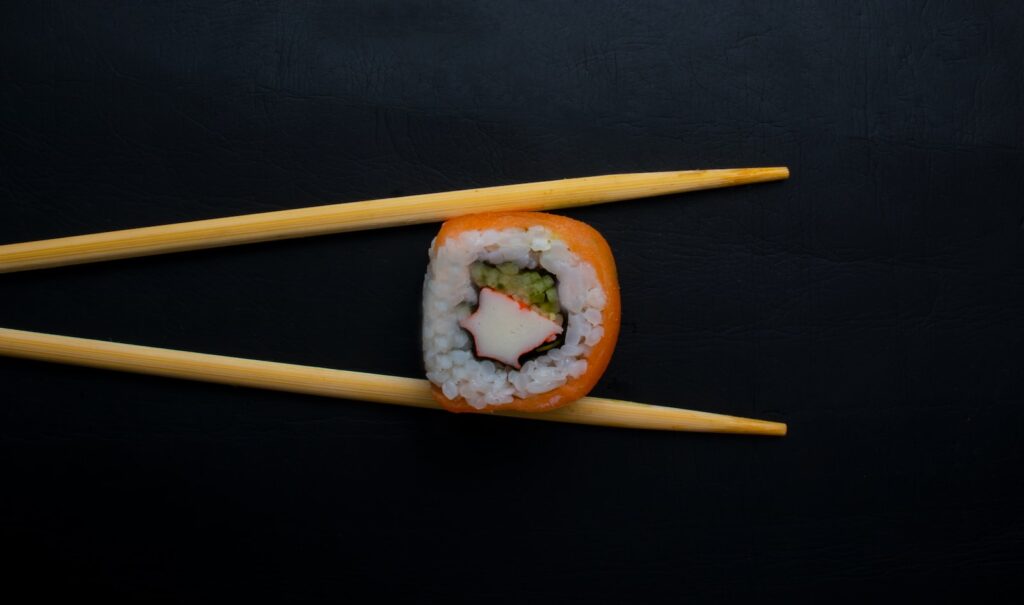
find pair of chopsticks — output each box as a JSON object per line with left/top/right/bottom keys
{"left": 0, "top": 168, "right": 789, "bottom": 435}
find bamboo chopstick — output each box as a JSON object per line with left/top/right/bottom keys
{"left": 0, "top": 167, "right": 788, "bottom": 273}
{"left": 0, "top": 327, "right": 786, "bottom": 435}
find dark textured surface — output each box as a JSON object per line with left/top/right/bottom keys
{"left": 2, "top": 1, "right": 1023, "bottom": 602}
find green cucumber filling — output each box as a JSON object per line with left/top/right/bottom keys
{"left": 469, "top": 261, "right": 561, "bottom": 318}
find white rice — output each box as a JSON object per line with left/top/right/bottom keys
{"left": 423, "top": 226, "right": 606, "bottom": 409}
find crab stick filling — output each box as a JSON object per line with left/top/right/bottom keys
{"left": 459, "top": 287, "right": 563, "bottom": 369}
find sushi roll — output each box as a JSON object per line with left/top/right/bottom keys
{"left": 422, "top": 212, "right": 621, "bottom": 412}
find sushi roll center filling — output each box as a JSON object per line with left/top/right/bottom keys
{"left": 462, "top": 261, "right": 566, "bottom": 368}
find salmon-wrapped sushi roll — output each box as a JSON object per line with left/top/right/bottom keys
{"left": 422, "top": 212, "right": 621, "bottom": 413}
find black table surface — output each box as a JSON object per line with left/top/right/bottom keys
{"left": 2, "top": 2, "right": 1022, "bottom": 602}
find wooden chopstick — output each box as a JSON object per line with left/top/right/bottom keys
{"left": 0, "top": 327, "right": 786, "bottom": 435}
{"left": 0, "top": 167, "right": 788, "bottom": 273}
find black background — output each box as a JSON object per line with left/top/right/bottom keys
{"left": 2, "top": 1, "right": 1022, "bottom": 602}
